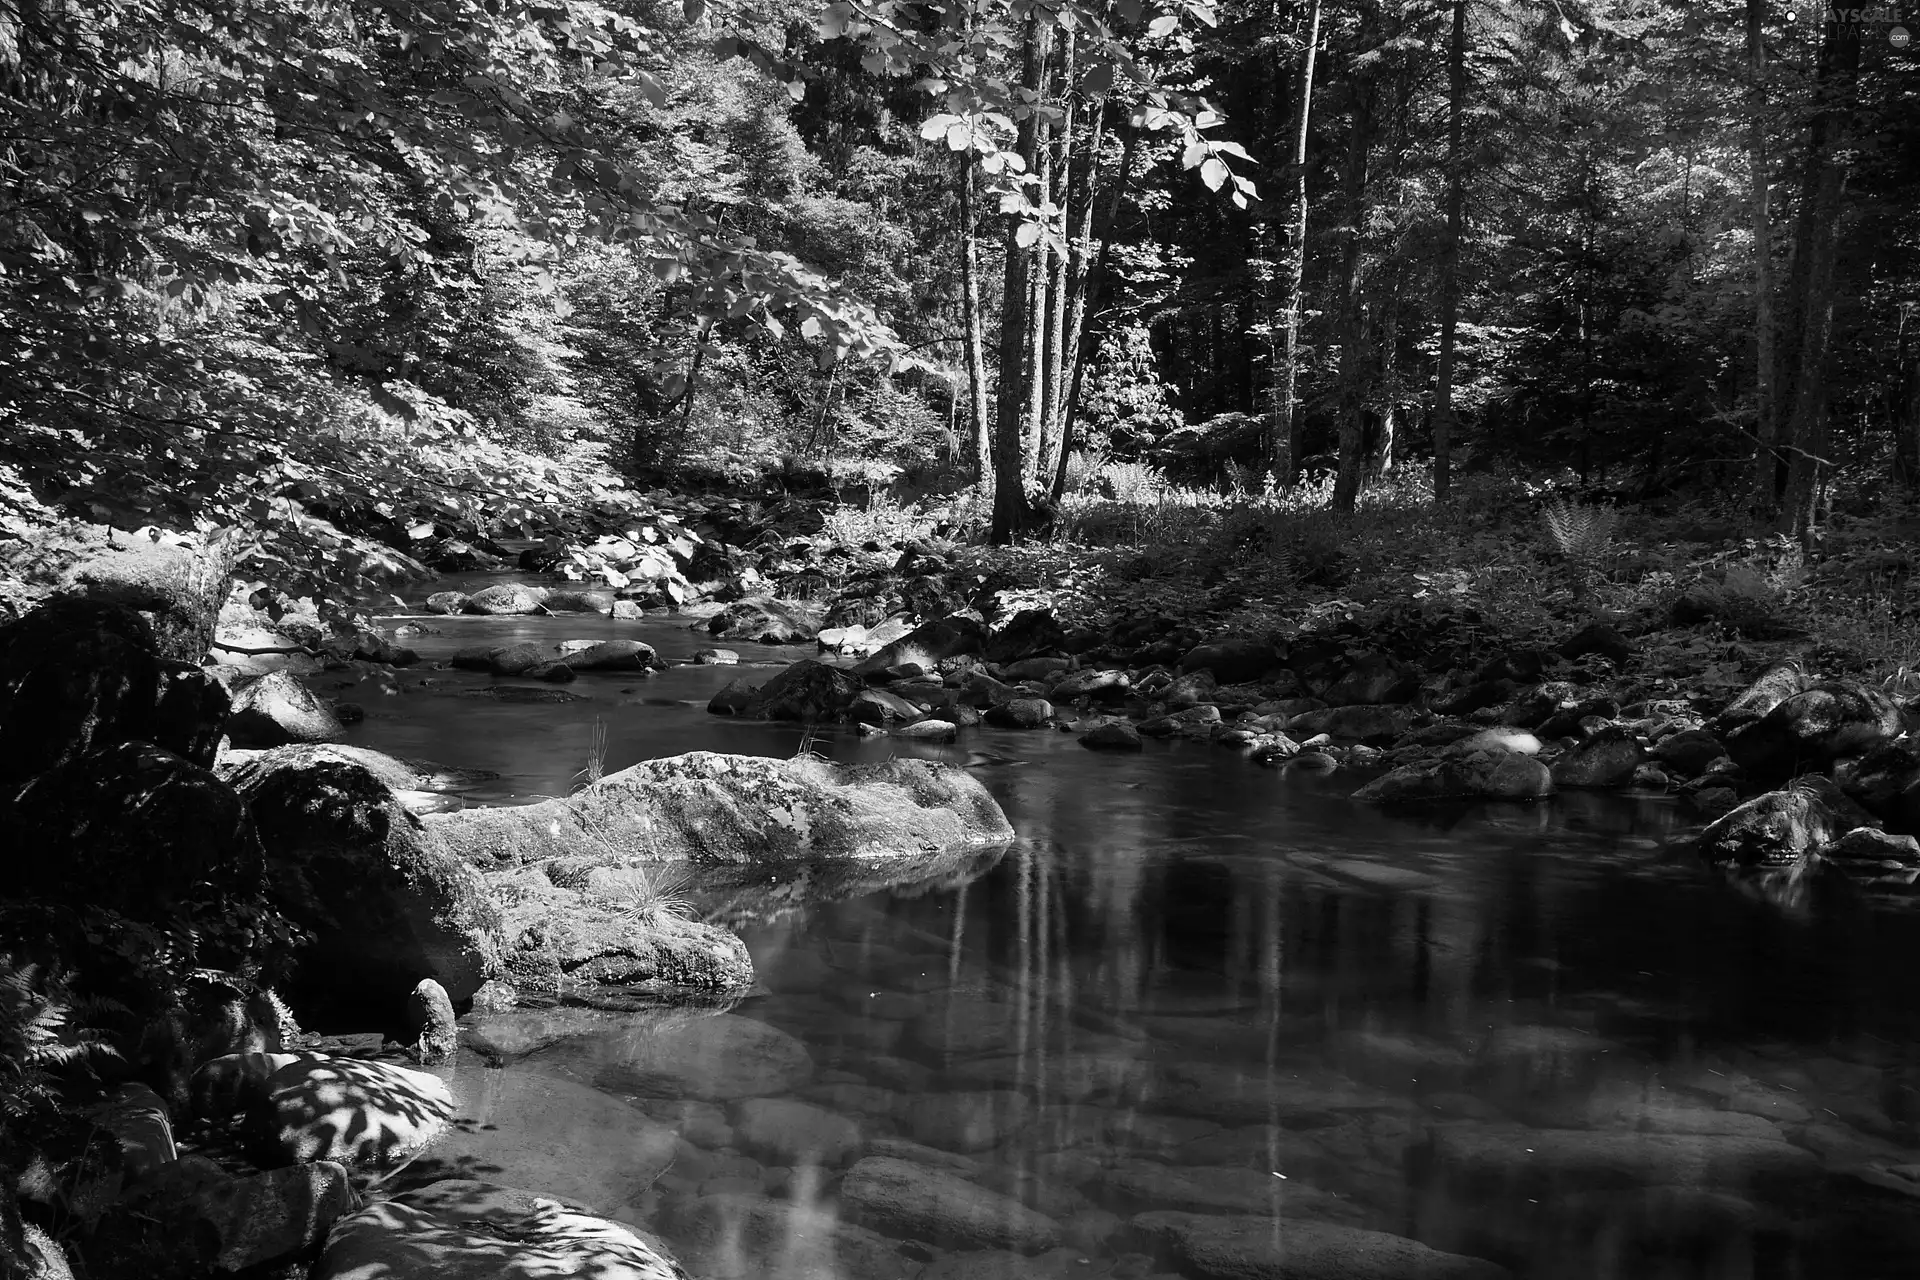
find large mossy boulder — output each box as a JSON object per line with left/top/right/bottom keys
{"left": 0, "top": 521, "right": 235, "bottom": 662}
{"left": 226, "top": 746, "right": 500, "bottom": 1006}
{"left": 430, "top": 751, "right": 1014, "bottom": 874}
{"left": 1696, "top": 781, "right": 1848, "bottom": 870}
{"left": 0, "top": 599, "right": 229, "bottom": 787}
{"left": 1721, "top": 680, "right": 1904, "bottom": 780}
{"left": 750, "top": 658, "right": 862, "bottom": 722}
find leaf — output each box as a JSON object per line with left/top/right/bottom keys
{"left": 1200, "top": 157, "right": 1230, "bottom": 191}
{"left": 683, "top": 0, "right": 707, "bottom": 21}
{"left": 1148, "top": 15, "right": 1180, "bottom": 39}
{"left": 1015, "top": 221, "right": 1041, "bottom": 249}
{"left": 946, "top": 122, "right": 973, "bottom": 151}
{"left": 920, "top": 113, "right": 962, "bottom": 140}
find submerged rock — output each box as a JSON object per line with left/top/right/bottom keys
{"left": 841, "top": 1156, "right": 1059, "bottom": 1251}
{"left": 430, "top": 751, "right": 1012, "bottom": 872}
{"left": 1354, "top": 753, "right": 1554, "bottom": 805}
{"left": 586, "top": 1013, "right": 814, "bottom": 1101}
{"left": 1131, "top": 1210, "right": 1509, "bottom": 1280}
{"left": 1419, "top": 1125, "right": 1818, "bottom": 1198}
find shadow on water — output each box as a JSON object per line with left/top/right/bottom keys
{"left": 352, "top": 604, "right": 1920, "bottom": 1280}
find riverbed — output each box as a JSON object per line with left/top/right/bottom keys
{"left": 343, "top": 602, "right": 1920, "bottom": 1280}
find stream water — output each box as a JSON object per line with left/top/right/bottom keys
{"left": 346, "top": 599, "right": 1920, "bottom": 1280}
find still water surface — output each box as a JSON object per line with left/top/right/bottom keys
{"left": 352, "top": 606, "right": 1920, "bottom": 1280}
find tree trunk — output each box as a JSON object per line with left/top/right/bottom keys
{"left": 1775, "top": 11, "right": 1862, "bottom": 540}
{"left": 991, "top": 19, "right": 1049, "bottom": 543}
{"left": 1052, "top": 120, "right": 1135, "bottom": 501}
{"left": 1270, "top": 0, "right": 1323, "bottom": 487}
{"left": 1037, "top": 30, "right": 1078, "bottom": 483}
{"left": 1747, "top": 0, "right": 1781, "bottom": 516}
{"left": 1432, "top": 0, "right": 1467, "bottom": 504}
{"left": 1021, "top": 28, "right": 1055, "bottom": 480}
{"left": 1331, "top": 77, "right": 1376, "bottom": 514}
{"left": 958, "top": 154, "right": 990, "bottom": 479}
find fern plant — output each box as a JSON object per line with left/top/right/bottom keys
{"left": 1540, "top": 496, "right": 1618, "bottom": 605}
{"left": 0, "top": 958, "right": 121, "bottom": 1123}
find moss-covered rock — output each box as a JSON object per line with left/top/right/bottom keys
{"left": 0, "top": 521, "right": 235, "bottom": 662}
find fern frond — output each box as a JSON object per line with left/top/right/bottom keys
{"left": 1541, "top": 495, "right": 1618, "bottom": 561}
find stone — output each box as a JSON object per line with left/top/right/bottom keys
{"left": 731, "top": 1098, "right": 863, "bottom": 1166}
{"left": 226, "top": 669, "right": 344, "bottom": 746}
{"left": 1353, "top": 753, "right": 1554, "bottom": 805}
{"left": 1838, "top": 743, "right": 1920, "bottom": 834}
{"left": 1178, "top": 638, "right": 1282, "bottom": 685}
{"left": 907, "top": 1090, "right": 1033, "bottom": 1152}
{"left": 586, "top": 1013, "right": 815, "bottom": 1100}
{"left": 95, "top": 1082, "right": 178, "bottom": 1179}
{"left": 464, "top": 583, "right": 550, "bottom": 615}
{"left": 1711, "top": 659, "right": 1810, "bottom": 736}
{"left": 1549, "top": 726, "right": 1646, "bottom": 789}
{"left": 1322, "top": 655, "right": 1420, "bottom": 706}
{"left": 986, "top": 609, "right": 1069, "bottom": 664}
{"left": 432, "top": 751, "right": 1011, "bottom": 873}
{"left": 0, "top": 521, "right": 234, "bottom": 662}
{"left": 895, "top": 719, "right": 960, "bottom": 742}
{"left": 269, "top": 1055, "right": 452, "bottom": 1165}
{"left": 1722, "top": 681, "right": 1904, "bottom": 779}
{"left": 709, "top": 597, "right": 820, "bottom": 644}
{"left": 1822, "top": 826, "right": 1920, "bottom": 869}
{"left": 1081, "top": 721, "right": 1145, "bottom": 751}
{"left": 752, "top": 658, "right": 864, "bottom": 721}
{"left": 542, "top": 589, "right": 616, "bottom": 614}
{"left": 841, "top": 1157, "right": 1060, "bottom": 1252}
{"left": 1558, "top": 621, "right": 1634, "bottom": 666}
{"left": 857, "top": 616, "right": 988, "bottom": 675}
{"left": 491, "top": 871, "right": 754, "bottom": 997}
{"left": 1450, "top": 727, "right": 1542, "bottom": 756}
{"left": 693, "top": 648, "right": 740, "bottom": 665}
{"left": 315, "top": 1199, "right": 681, "bottom": 1280}
{"left": 1285, "top": 705, "right": 1416, "bottom": 744}
{"left": 563, "top": 639, "right": 658, "bottom": 672}
{"left": 1165, "top": 670, "right": 1219, "bottom": 709}
{"left": 225, "top": 745, "right": 500, "bottom": 1006}
{"left": 1652, "top": 728, "right": 1730, "bottom": 777}
{"left": 198, "top": 1161, "right": 356, "bottom": 1271}
{"left": 1049, "top": 668, "right": 1131, "bottom": 702}
{"left": 407, "top": 978, "right": 458, "bottom": 1064}
{"left": 852, "top": 687, "right": 926, "bottom": 725}
{"left": 1697, "top": 784, "right": 1844, "bottom": 869}
{"left": 424, "top": 591, "right": 470, "bottom": 615}
{"left": 707, "top": 677, "right": 760, "bottom": 716}
{"left": 1130, "top": 1211, "right": 1508, "bottom": 1280}
{"left": 986, "top": 698, "right": 1054, "bottom": 729}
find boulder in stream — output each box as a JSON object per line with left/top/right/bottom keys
{"left": 1721, "top": 680, "right": 1904, "bottom": 780}
{"left": 707, "top": 597, "right": 820, "bottom": 644}
{"left": 227, "top": 670, "right": 345, "bottom": 746}
{"left": 751, "top": 658, "right": 861, "bottom": 722}
{"left": 464, "top": 583, "right": 550, "bottom": 615}
{"left": 430, "top": 751, "right": 1012, "bottom": 873}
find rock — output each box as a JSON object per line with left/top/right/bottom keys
{"left": 464, "top": 583, "right": 550, "bottom": 615}
{"left": 986, "top": 610, "right": 1069, "bottom": 664}
{"left": 1451, "top": 727, "right": 1542, "bottom": 756}
{"left": 752, "top": 658, "right": 863, "bottom": 721}
{"left": 562, "top": 639, "right": 658, "bottom": 672}
{"left": 492, "top": 874, "right": 754, "bottom": 996}
{"left": 709, "top": 597, "right": 820, "bottom": 644}
{"left": 693, "top": 648, "right": 740, "bottom": 665}
{"left": 0, "top": 599, "right": 232, "bottom": 785}
{"left": 587, "top": 1013, "right": 815, "bottom": 1100}
{"left": 543, "top": 589, "right": 616, "bottom": 614}
{"left": 225, "top": 745, "right": 499, "bottom": 1006}
{"left": 1652, "top": 728, "right": 1729, "bottom": 777}
{"left": 1722, "top": 681, "right": 1904, "bottom": 779}
{"left": 227, "top": 670, "right": 345, "bottom": 746}
{"left": 1838, "top": 742, "right": 1920, "bottom": 834}
{"left": 731, "top": 1097, "right": 863, "bottom": 1166}
{"left": 424, "top": 591, "right": 470, "bottom": 615}
{"left": 656, "top": 1191, "right": 902, "bottom": 1280}
{"left": 10, "top": 742, "right": 265, "bottom": 937}
{"left": 1286, "top": 705, "right": 1416, "bottom": 744}
{"left": 192, "top": 1052, "right": 452, "bottom": 1166}
{"left": 1711, "top": 659, "right": 1810, "bottom": 736}
{"left": 95, "top": 1082, "right": 178, "bottom": 1178}
{"left": 1697, "top": 783, "right": 1845, "bottom": 869}
{"left": 1354, "top": 753, "right": 1554, "bottom": 805}
{"left": 1048, "top": 668, "right": 1131, "bottom": 702}
{"left": 407, "top": 979, "right": 458, "bottom": 1063}
{"left": 894, "top": 719, "right": 960, "bottom": 742}
{"left": 1178, "top": 638, "right": 1282, "bottom": 685}
{"left": 1558, "top": 621, "right": 1634, "bottom": 666}
{"left": 1549, "top": 726, "right": 1646, "bottom": 788}
{"left": 527, "top": 661, "right": 576, "bottom": 683}
{"left": 0, "top": 520, "right": 235, "bottom": 661}
{"left": 1420, "top": 1125, "right": 1818, "bottom": 1197}
{"left": 841, "top": 1157, "right": 1060, "bottom": 1252}
{"left": 1821, "top": 826, "right": 1920, "bottom": 870}
{"left": 851, "top": 687, "right": 925, "bottom": 725}
{"left": 857, "top": 616, "right": 987, "bottom": 674}
{"left": 1080, "top": 721, "right": 1145, "bottom": 751}
{"left": 432, "top": 751, "right": 1011, "bottom": 871}
{"left": 1165, "top": 670, "right": 1218, "bottom": 709}
{"left": 986, "top": 698, "right": 1055, "bottom": 729}
{"left": 315, "top": 1200, "right": 680, "bottom": 1280}
{"left": 1131, "top": 1211, "right": 1508, "bottom": 1280}
{"left": 611, "top": 600, "right": 648, "bottom": 620}
{"left": 197, "top": 1161, "right": 356, "bottom": 1271}
{"left": 1322, "top": 655, "right": 1421, "bottom": 706}
{"left": 707, "top": 677, "right": 760, "bottom": 716}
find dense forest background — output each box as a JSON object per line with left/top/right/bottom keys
{"left": 1, "top": 0, "right": 1916, "bottom": 620}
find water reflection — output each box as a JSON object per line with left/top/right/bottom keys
{"left": 360, "top": 608, "right": 1920, "bottom": 1280}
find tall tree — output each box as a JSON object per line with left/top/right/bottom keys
{"left": 1267, "top": 0, "right": 1323, "bottom": 485}
{"left": 958, "top": 155, "right": 992, "bottom": 477}
{"left": 992, "top": 17, "right": 1051, "bottom": 543}
{"left": 1431, "top": 0, "right": 1468, "bottom": 504}
{"left": 1746, "top": 0, "right": 1780, "bottom": 515}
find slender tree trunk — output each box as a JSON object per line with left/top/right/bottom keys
{"left": 1271, "top": 0, "right": 1323, "bottom": 487}
{"left": 1747, "top": 0, "right": 1781, "bottom": 516}
{"left": 1021, "top": 29, "right": 1055, "bottom": 479}
{"left": 1432, "top": 0, "right": 1467, "bottom": 504}
{"left": 1052, "top": 121, "right": 1135, "bottom": 501}
{"left": 991, "top": 19, "right": 1049, "bottom": 543}
{"left": 1776, "top": 11, "right": 1862, "bottom": 540}
{"left": 958, "top": 154, "right": 990, "bottom": 479}
{"left": 1331, "top": 77, "right": 1375, "bottom": 514}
